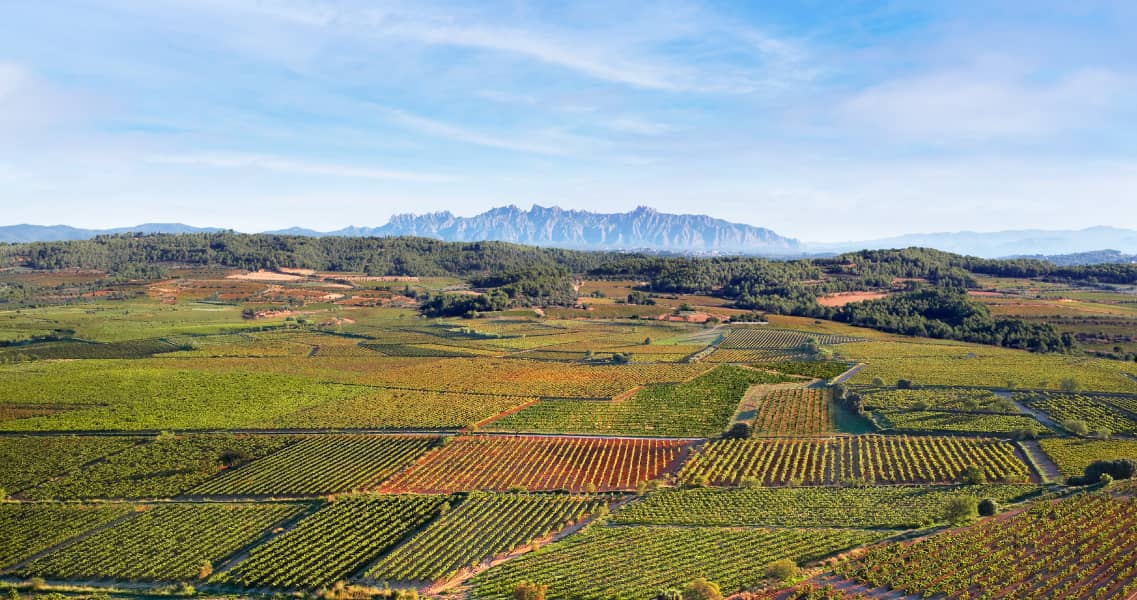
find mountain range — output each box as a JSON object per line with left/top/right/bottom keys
{"left": 3, "top": 205, "right": 1137, "bottom": 261}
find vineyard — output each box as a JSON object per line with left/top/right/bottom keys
{"left": 749, "top": 388, "right": 834, "bottom": 435}
{"left": 611, "top": 484, "right": 1039, "bottom": 529}
{"left": 679, "top": 435, "right": 1030, "bottom": 486}
{"left": 834, "top": 494, "right": 1137, "bottom": 599}
{"left": 0, "top": 436, "right": 140, "bottom": 493}
{"left": 485, "top": 366, "right": 796, "bottom": 437}
{"left": 218, "top": 495, "right": 448, "bottom": 589}
{"left": 23, "top": 434, "right": 296, "bottom": 500}
{"left": 0, "top": 503, "right": 133, "bottom": 568}
{"left": 469, "top": 525, "right": 886, "bottom": 599}
{"left": 859, "top": 388, "right": 1005, "bottom": 411}
{"left": 365, "top": 493, "right": 607, "bottom": 584}
{"left": 378, "top": 435, "right": 691, "bottom": 493}
{"left": 874, "top": 409, "right": 1047, "bottom": 436}
{"left": 720, "top": 329, "right": 865, "bottom": 349}
{"left": 2, "top": 263, "right": 1137, "bottom": 600}
{"left": 268, "top": 389, "right": 536, "bottom": 429}
{"left": 1038, "top": 438, "right": 1137, "bottom": 477}
{"left": 188, "top": 435, "right": 438, "bottom": 496}
{"left": 20, "top": 503, "right": 304, "bottom": 582}
{"left": 358, "top": 358, "right": 711, "bottom": 399}
{"left": 1017, "top": 392, "right": 1137, "bottom": 434}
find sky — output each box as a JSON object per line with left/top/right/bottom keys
{"left": 1, "top": 0, "right": 1135, "bottom": 242}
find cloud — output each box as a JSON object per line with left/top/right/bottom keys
{"left": 179, "top": 0, "right": 809, "bottom": 94}
{"left": 147, "top": 152, "right": 459, "bottom": 182}
{"left": 840, "top": 66, "right": 1130, "bottom": 141}
{"left": 377, "top": 106, "right": 584, "bottom": 156}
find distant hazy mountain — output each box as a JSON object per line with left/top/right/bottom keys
{"left": 1005, "top": 249, "right": 1137, "bottom": 266}
{"left": 810, "top": 226, "right": 1137, "bottom": 258}
{"left": 338, "top": 205, "right": 801, "bottom": 254}
{"left": 5, "top": 208, "right": 1137, "bottom": 260}
{"left": 0, "top": 223, "right": 221, "bottom": 243}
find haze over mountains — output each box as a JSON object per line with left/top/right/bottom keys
{"left": 3, "top": 205, "right": 1136, "bottom": 261}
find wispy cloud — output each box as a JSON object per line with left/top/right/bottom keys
{"left": 147, "top": 152, "right": 459, "bottom": 182}
{"left": 378, "top": 106, "right": 583, "bottom": 156}
{"left": 182, "top": 0, "right": 810, "bottom": 94}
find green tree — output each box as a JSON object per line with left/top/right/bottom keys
{"left": 683, "top": 578, "right": 722, "bottom": 600}
{"left": 765, "top": 559, "right": 800, "bottom": 582}
{"left": 959, "top": 465, "right": 987, "bottom": 485}
{"left": 1063, "top": 419, "right": 1090, "bottom": 436}
{"left": 944, "top": 496, "right": 979, "bottom": 524}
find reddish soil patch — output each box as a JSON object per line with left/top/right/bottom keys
{"left": 817, "top": 291, "right": 889, "bottom": 307}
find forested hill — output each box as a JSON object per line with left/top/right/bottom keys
{"left": 4, "top": 233, "right": 1136, "bottom": 353}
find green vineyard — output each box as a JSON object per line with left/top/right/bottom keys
{"left": 679, "top": 435, "right": 1030, "bottom": 486}
{"left": 188, "top": 435, "right": 438, "bottom": 496}
{"left": 469, "top": 525, "right": 885, "bottom": 599}
{"left": 365, "top": 493, "right": 607, "bottom": 584}
{"left": 218, "top": 495, "right": 448, "bottom": 589}
{"left": 20, "top": 503, "right": 303, "bottom": 582}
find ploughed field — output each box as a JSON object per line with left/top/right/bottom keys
{"left": 2, "top": 270, "right": 1137, "bottom": 600}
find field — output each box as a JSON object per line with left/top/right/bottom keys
{"left": 0, "top": 503, "right": 134, "bottom": 568}
{"left": 379, "top": 435, "right": 691, "bottom": 493}
{"left": 679, "top": 435, "right": 1030, "bottom": 486}
{"left": 485, "top": 366, "right": 796, "bottom": 437}
{"left": 0, "top": 361, "right": 368, "bottom": 430}
{"left": 840, "top": 340, "right": 1137, "bottom": 393}
{"left": 749, "top": 388, "right": 834, "bottom": 435}
{"left": 218, "top": 495, "right": 448, "bottom": 589}
{"left": 1017, "top": 392, "right": 1137, "bottom": 434}
{"left": 469, "top": 526, "right": 886, "bottom": 599}
{"left": 267, "top": 389, "right": 536, "bottom": 429}
{"left": 3, "top": 260, "right": 1137, "bottom": 600}
{"left": 0, "top": 435, "right": 141, "bottom": 493}
{"left": 188, "top": 435, "right": 438, "bottom": 496}
{"left": 859, "top": 387, "right": 1005, "bottom": 411}
{"left": 20, "top": 503, "right": 304, "bottom": 582}
{"left": 720, "top": 329, "right": 865, "bottom": 349}
{"left": 612, "top": 485, "right": 1039, "bottom": 529}
{"left": 874, "top": 409, "right": 1048, "bottom": 436}
{"left": 22, "top": 434, "right": 295, "bottom": 500}
{"left": 1038, "top": 438, "right": 1137, "bottom": 477}
{"left": 365, "top": 493, "right": 608, "bottom": 584}
{"left": 834, "top": 494, "right": 1137, "bottom": 599}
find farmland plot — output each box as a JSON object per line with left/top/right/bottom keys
{"left": 379, "top": 435, "right": 691, "bottom": 493}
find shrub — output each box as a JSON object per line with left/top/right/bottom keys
{"left": 513, "top": 582, "right": 547, "bottom": 600}
{"left": 944, "top": 496, "right": 978, "bottom": 524}
{"left": 1010, "top": 428, "right": 1038, "bottom": 441}
{"left": 218, "top": 449, "right": 251, "bottom": 468}
{"left": 896, "top": 379, "right": 912, "bottom": 390}
{"left": 724, "top": 423, "right": 751, "bottom": 439}
{"left": 656, "top": 590, "right": 684, "bottom": 600}
{"left": 1062, "top": 419, "right": 1090, "bottom": 436}
{"left": 683, "top": 578, "right": 722, "bottom": 600}
{"left": 977, "top": 498, "right": 998, "bottom": 517}
{"left": 959, "top": 465, "right": 987, "bottom": 485}
{"left": 1069, "top": 458, "right": 1137, "bottom": 485}
{"left": 765, "top": 559, "right": 800, "bottom": 582}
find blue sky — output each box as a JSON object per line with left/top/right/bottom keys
{"left": 1, "top": 0, "right": 1135, "bottom": 241}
